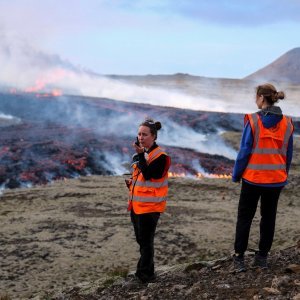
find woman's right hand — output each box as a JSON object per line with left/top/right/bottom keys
{"left": 133, "top": 142, "right": 144, "bottom": 154}
{"left": 125, "top": 179, "right": 132, "bottom": 189}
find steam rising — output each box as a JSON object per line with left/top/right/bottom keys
{"left": 0, "top": 112, "right": 21, "bottom": 126}
{"left": 1, "top": 37, "right": 299, "bottom": 117}
{"left": 159, "top": 121, "right": 237, "bottom": 159}
{"left": 1, "top": 38, "right": 299, "bottom": 173}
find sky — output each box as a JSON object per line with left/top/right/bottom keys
{"left": 1, "top": 0, "right": 300, "bottom": 79}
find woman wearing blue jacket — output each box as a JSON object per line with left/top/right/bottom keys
{"left": 232, "top": 83, "right": 294, "bottom": 272}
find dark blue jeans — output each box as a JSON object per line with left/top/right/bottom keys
{"left": 131, "top": 210, "right": 160, "bottom": 282}
{"left": 234, "top": 181, "right": 283, "bottom": 257}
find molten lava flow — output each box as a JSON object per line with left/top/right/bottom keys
{"left": 25, "top": 79, "right": 45, "bottom": 93}
{"left": 65, "top": 158, "right": 87, "bottom": 170}
{"left": 52, "top": 89, "right": 62, "bottom": 97}
{"left": 35, "top": 89, "right": 63, "bottom": 98}
{"left": 168, "top": 171, "right": 186, "bottom": 178}
{"left": 197, "top": 173, "right": 232, "bottom": 179}
{"left": 0, "top": 146, "right": 10, "bottom": 156}
{"left": 168, "top": 171, "right": 232, "bottom": 179}
{"left": 24, "top": 68, "right": 66, "bottom": 96}
{"left": 0, "top": 93, "right": 237, "bottom": 189}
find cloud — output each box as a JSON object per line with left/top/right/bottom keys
{"left": 2, "top": 0, "right": 299, "bottom": 42}
{"left": 118, "top": 0, "right": 300, "bottom": 26}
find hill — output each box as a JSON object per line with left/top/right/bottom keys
{"left": 245, "top": 48, "right": 300, "bottom": 84}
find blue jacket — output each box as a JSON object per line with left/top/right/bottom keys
{"left": 232, "top": 107, "right": 293, "bottom": 187}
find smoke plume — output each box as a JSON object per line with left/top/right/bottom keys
{"left": 1, "top": 36, "right": 299, "bottom": 117}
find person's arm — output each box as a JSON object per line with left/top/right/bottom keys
{"left": 232, "top": 121, "right": 253, "bottom": 182}
{"left": 138, "top": 153, "right": 167, "bottom": 180}
{"left": 286, "top": 134, "right": 293, "bottom": 174}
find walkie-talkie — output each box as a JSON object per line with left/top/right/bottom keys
{"left": 135, "top": 136, "right": 140, "bottom": 146}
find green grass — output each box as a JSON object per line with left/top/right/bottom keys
{"left": 107, "top": 266, "right": 129, "bottom": 278}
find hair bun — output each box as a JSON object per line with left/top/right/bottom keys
{"left": 155, "top": 121, "right": 162, "bottom": 131}
{"left": 276, "top": 91, "right": 285, "bottom": 100}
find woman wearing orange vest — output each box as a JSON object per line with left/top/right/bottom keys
{"left": 127, "top": 118, "right": 171, "bottom": 283}
{"left": 232, "top": 83, "right": 294, "bottom": 272}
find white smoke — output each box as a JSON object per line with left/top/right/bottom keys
{"left": 0, "top": 113, "right": 21, "bottom": 126}
{"left": 1, "top": 36, "right": 299, "bottom": 117}
{"left": 0, "top": 113, "right": 16, "bottom": 120}
{"left": 159, "top": 121, "right": 237, "bottom": 159}
{"left": 102, "top": 152, "right": 130, "bottom": 175}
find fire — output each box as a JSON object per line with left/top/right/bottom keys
{"left": 65, "top": 158, "right": 87, "bottom": 170}
{"left": 24, "top": 68, "right": 66, "bottom": 96}
{"left": 52, "top": 89, "right": 62, "bottom": 97}
{"left": 25, "top": 79, "right": 45, "bottom": 93}
{"left": 0, "top": 146, "right": 10, "bottom": 157}
{"left": 197, "top": 173, "right": 232, "bottom": 179}
{"left": 35, "top": 89, "right": 63, "bottom": 98}
{"left": 168, "top": 171, "right": 186, "bottom": 178}
{"left": 168, "top": 171, "right": 231, "bottom": 179}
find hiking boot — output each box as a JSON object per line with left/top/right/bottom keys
{"left": 123, "top": 274, "right": 143, "bottom": 288}
{"left": 252, "top": 253, "right": 268, "bottom": 269}
{"left": 232, "top": 254, "right": 246, "bottom": 273}
{"left": 135, "top": 272, "right": 156, "bottom": 283}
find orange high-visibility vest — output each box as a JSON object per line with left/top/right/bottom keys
{"left": 128, "top": 146, "right": 170, "bottom": 214}
{"left": 242, "top": 113, "right": 294, "bottom": 184}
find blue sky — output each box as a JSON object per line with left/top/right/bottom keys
{"left": 1, "top": 0, "right": 300, "bottom": 78}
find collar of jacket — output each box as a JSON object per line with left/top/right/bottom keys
{"left": 145, "top": 142, "right": 158, "bottom": 154}
{"left": 259, "top": 106, "right": 282, "bottom": 116}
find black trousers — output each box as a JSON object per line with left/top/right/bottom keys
{"left": 130, "top": 210, "right": 160, "bottom": 281}
{"left": 234, "top": 181, "right": 283, "bottom": 257}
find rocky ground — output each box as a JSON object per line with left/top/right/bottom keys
{"left": 0, "top": 134, "right": 299, "bottom": 300}
{"left": 52, "top": 242, "right": 300, "bottom": 300}
{"left": 0, "top": 173, "right": 299, "bottom": 300}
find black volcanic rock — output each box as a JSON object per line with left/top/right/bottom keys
{"left": 51, "top": 241, "right": 300, "bottom": 300}
{"left": 0, "top": 92, "right": 298, "bottom": 189}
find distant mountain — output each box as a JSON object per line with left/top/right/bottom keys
{"left": 245, "top": 48, "right": 300, "bottom": 83}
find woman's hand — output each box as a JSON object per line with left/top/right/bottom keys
{"left": 133, "top": 142, "right": 144, "bottom": 154}
{"left": 125, "top": 179, "right": 132, "bottom": 189}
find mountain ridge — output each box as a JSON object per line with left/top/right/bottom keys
{"left": 244, "top": 47, "right": 300, "bottom": 83}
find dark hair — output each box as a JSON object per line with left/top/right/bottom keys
{"left": 139, "top": 118, "right": 162, "bottom": 140}
{"left": 256, "top": 83, "right": 285, "bottom": 105}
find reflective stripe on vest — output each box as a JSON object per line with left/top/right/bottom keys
{"left": 134, "top": 180, "right": 168, "bottom": 188}
{"left": 247, "top": 163, "right": 286, "bottom": 170}
{"left": 252, "top": 148, "right": 285, "bottom": 154}
{"left": 282, "top": 117, "right": 293, "bottom": 152}
{"left": 131, "top": 195, "right": 167, "bottom": 202}
{"left": 247, "top": 113, "right": 293, "bottom": 170}
{"left": 250, "top": 114, "right": 293, "bottom": 156}
{"left": 251, "top": 113, "right": 260, "bottom": 148}
{"left": 129, "top": 146, "right": 170, "bottom": 214}
{"left": 147, "top": 147, "right": 165, "bottom": 164}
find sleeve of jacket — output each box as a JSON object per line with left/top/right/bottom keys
{"left": 232, "top": 121, "right": 253, "bottom": 182}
